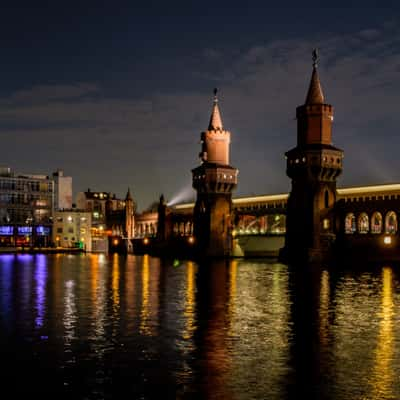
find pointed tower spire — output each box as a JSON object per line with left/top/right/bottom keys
{"left": 305, "top": 49, "right": 325, "bottom": 105}
{"left": 125, "top": 188, "right": 132, "bottom": 201}
{"left": 208, "top": 88, "right": 223, "bottom": 130}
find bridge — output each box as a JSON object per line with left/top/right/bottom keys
{"left": 133, "top": 182, "right": 400, "bottom": 257}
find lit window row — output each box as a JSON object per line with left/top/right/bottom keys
{"left": 345, "top": 211, "right": 397, "bottom": 234}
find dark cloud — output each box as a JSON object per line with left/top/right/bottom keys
{"left": 1, "top": 20, "right": 400, "bottom": 210}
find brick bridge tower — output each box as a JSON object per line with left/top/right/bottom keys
{"left": 192, "top": 89, "right": 238, "bottom": 257}
{"left": 125, "top": 188, "right": 135, "bottom": 240}
{"left": 283, "top": 50, "right": 343, "bottom": 262}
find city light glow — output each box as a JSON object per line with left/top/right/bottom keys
{"left": 384, "top": 236, "right": 392, "bottom": 245}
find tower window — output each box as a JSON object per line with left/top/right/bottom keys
{"left": 324, "top": 190, "right": 329, "bottom": 208}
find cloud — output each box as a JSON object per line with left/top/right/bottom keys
{"left": 1, "top": 21, "right": 400, "bottom": 209}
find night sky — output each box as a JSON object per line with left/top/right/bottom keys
{"left": 1, "top": 1, "right": 399, "bottom": 210}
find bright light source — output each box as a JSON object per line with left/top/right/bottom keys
{"left": 113, "top": 239, "right": 119, "bottom": 245}
{"left": 188, "top": 236, "right": 195, "bottom": 244}
{"left": 143, "top": 237, "right": 149, "bottom": 245}
{"left": 384, "top": 236, "right": 392, "bottom": 245}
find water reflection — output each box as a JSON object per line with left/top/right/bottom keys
{"left": 111, "top": 254, "right": 120, "bottom": 334}
{"left": 319, "top": 269, "right": 331, "bottom": 346}
{"left": 182, "top": 260, "right": 196, "bottom": 342}
{"left": 139, "top": 254, "right": 151, "bottom": 336}
{"left": 34, "top": 254, "right": 47, "bottom": 329}
{"left": 89, "top": 254, "right": 106, "bottom": 357}
{"left": 2, "top": 255, "right": 400, "bottom": 399}
{"left": 286, "top": 265, "right": 335, "bottom": 400}
{"left": 369, "top": 267, "right": 395, "bottom": 400}
{"left": 63, "top": 279, "right": 76, "bottom": 346}
{"left": 139, "top": 254, "right": 160, "bottom": 337}
{"left": 0, "top": 255, "right": 15, "bottom": 331}
{"left": 194, "top": 260, "right": 234, "bottom": 399}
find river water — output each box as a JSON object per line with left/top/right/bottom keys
{"left": 0, "top": 253, "right": 399, "bottom": 399}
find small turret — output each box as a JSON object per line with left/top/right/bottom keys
{"left": 199, "top": 89, "right": 231, "bottom": 165}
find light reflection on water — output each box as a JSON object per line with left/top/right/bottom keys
{"left": 0, "top": 254, "right": 400, "bottom": 399}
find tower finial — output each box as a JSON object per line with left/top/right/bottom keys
{"left": 312, "top": 48, "right": 319, "bottom": 68}
{"left": 208, "top": 88, "right": 223, "bottom": 130}
{"left": 305, "top": 49, "right": 324, "bottom": 104}
{"left": 125, "top": 187, "right": 133, "bottom": 201}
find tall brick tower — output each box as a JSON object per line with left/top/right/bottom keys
{"left": 192, "top": 89, "right": 238, "bottom": 257}
{"left": 124, "top": 188, "right": 135, "bottom": 239}
{"left": 284, "top": 50, "right": 343, "bottom": 262}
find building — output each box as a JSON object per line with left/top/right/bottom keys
{"left": 283, "top": 49, "right": 343, "bottom": 262}
{"left": 191, "top": 89, "right": 238, "bottom": 257}
{"left": 53, "top": 209, "right": 92, "bottom": 251}
{"left": 76, "top": 188, "right": 135, "bottom": 252}
{"left": 52, "top": 169, "right": 72, "bottom": 210}
{"left": 0, "top": 167, "right": 53, "bottom": 247}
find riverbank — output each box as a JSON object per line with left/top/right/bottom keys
{"left": 0, "top": 247, "right": 85, "bottom": 254}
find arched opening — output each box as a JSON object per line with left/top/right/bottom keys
{"left": 324, "top": 190, "right": 329, "bottom": 209}
{"left": 385, "top": 211, "right": 397, "bottom": 234}
{"left": 371, "top": 212, "right": 383, "bottom": 234}
{"left": 345, "top": 213, "right": 356, "bottom": 234}
{"left": 358, "top": 213, "right": 369, "bottom": 234}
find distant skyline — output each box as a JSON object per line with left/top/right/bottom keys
{"left": 1, "top": 1, "right": 400, "bottom": 210}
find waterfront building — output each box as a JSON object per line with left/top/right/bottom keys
{"left": 52, "top": 169, "right": 72, "bottom": 210}
{"left": 76, "top": 188, "right": 135, "bottom": 252}
{"left": 52, "top": 209, "right": 92, "bottom": 251}
{"left": 0, "top": 166, "right": 53, "bottom": 246}
{"left": 76, "top": 189, "right": 117, "bottom": 252}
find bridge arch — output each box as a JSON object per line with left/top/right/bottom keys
{"left": 345, "top": 213, "right": 356, "bottom": 234}
{"left": 385, "top": 211, "right": 397, "bottom": 234}
{"left": 371, "top": 212, "right": 383, "bottom": 234}
{"left": 358, "top": 212, "right": 369, "bottom": 234}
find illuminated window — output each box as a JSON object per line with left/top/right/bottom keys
{"left": 385, "top": 211, "right": 397, "bottom": 234}
{"left": 358, "top": 213, "right": 369, "bottom": 234}
{"left": 345, "top": 213, "right": 356, "bottom": 234}
{"left": 371, "top": 212, "right": 382, "bottom": 234}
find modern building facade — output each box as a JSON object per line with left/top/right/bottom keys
{"left": 53, "top": 209, "right": 92, "bottom": 251}
{"left": 0, "top": 167, "right": 54, "bottom": 246}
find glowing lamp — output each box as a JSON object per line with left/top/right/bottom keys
{"left": 384, "top": 236, "right": 392, "bottom": 245}
{"left": 188, "top": 236, "right": 195, "bottom": 244}
{"left": 143, "top": 237, "right": 149, "bottom": 245}
{"left": 113, "top": 239, "right": 119, "bottom": 245}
